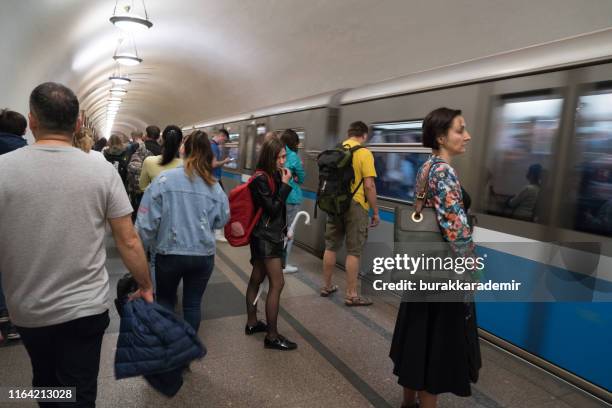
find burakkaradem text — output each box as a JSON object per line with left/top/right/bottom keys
{"left": 372, "top": 279, "right": 522, "bottom": 292}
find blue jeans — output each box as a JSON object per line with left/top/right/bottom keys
{"left": 0, "top": 271, "right": 6, "bottom": 311}
{"left": 155, "top": 254, "right": 214, "bottom": 333}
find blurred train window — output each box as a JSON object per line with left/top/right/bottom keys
{"left": 369, "top": 121, "right": 422, "bottom": 145}
{"left": 486, "top": 96, "right": 563, "bottom": 223}
{"left": 373, "top": 152, "right": 430, "bottom": 202}
{"left": 571, "top": 90, "right": 612, "bottom": 236}
{"left": 366, "top": 120, "right": 430, "bottom": 202}
{"left": 244, "top": 125, "right": 258, "bottom": 170}
{"left": 294, "top": 129, "right": 306, "bottom": 148}
{"left": 223, "top": 132, "right": 240, "bottom": 169}
{"left": 253, "top": 124, "right": 267, "bottom": 163}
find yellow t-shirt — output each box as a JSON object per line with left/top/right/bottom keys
{"left": 139, "top": 156, "right": 183, "bottom": 191}
{"left": 341, "top": 138, "right": 377, "bottom": 211}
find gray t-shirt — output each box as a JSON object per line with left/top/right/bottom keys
{"left": 0, "top": 145, "right": 133, "bottom": 327}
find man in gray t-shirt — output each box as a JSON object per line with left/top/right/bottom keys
{"left": 0, "top": 82, "right": 153, "bottom": 406}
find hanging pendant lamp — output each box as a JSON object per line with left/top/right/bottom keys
{"left": 110, "top": 0, "right": 153, "bottom": 32}
{"left": 113, "top": 36, "right": 142, "bottom": 66}
{"left": 109, "top": 62, "right": 131, "bottom": 85}
{"left": 109, "top": 75, "right": 131, "bottom": 85}
{"left": 110, "top": 87, "right": 128, "bottom": 96}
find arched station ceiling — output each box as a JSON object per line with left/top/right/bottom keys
{"left": 1, "top": 0, "right": 612, "bottom": 138}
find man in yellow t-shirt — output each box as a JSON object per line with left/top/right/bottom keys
{"left": 322, "top": 121, "right": 379, "bottom": 306}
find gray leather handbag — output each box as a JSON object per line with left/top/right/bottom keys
{"left": 393, "top": 160, "right": 473, "bottom": 299}
{"left": 394, "top": 160, "right": 449, "bottom": 273}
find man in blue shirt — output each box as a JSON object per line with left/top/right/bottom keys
{"left": 210, "top": 128, "right": 231, "bottom": 187}
{"left": 0, "top": 109, "right": 28, "bottom": 343}
{"left": 210, "top": 129, "right": 231, "bottom": 241}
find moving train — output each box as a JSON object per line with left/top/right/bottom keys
{"left": 182, "top": 29, "right": 612, "bottom": 401}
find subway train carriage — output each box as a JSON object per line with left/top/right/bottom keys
{"left": 183, "top": 29, "right": 612, "bottom": 402}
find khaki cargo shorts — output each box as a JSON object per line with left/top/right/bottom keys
{"left": 324, "top": 200, "right": 369, "bottom": 257}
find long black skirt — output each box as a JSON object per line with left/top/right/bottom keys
{"left": 389, "top": 301, "right": 481, "bottom": 397}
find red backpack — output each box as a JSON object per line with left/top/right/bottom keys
{"left": 224, "top": 171, "right": 275, "bottom": 247}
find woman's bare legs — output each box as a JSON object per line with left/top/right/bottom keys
{"left": 402, "top": 388, "right": 417, "bottom": 407}
{"left": 418, "top": 391, "right": 437, "bottom": 408}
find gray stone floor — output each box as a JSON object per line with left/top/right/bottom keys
{"left": 0, "top": 239, "right": 609, "bottom": 407}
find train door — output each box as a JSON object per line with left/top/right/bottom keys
{"left": 244, "top": 120, "right": 269, "bottom": 172}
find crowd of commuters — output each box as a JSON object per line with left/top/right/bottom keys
{"left": 0, "top": 81, "right": 480, "bottom": 408}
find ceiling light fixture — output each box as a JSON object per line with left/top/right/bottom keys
{"left": 109, "top": 62, "right": 131, "bottom": 85}
{"left": 110, "top": 87, "right": 127, "bottom": 96}
{"left": 110, "top": 1, "right": 153, "bottom": 32}
{"left": 113, "top": 36, "right": 142, "bottom": 66}
{"left": 109, "top": 75, "right": 131, "bottom": 85}
{"left": 113, "top": 54, "right": 142, "bottom": 66}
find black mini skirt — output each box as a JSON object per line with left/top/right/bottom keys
{"left": 249, "top": 235, "right": 285, "bottom": 265}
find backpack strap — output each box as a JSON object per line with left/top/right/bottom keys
{"left": 345, "top": 144, "right": 365, "bottom": 199}
{"left": 338, "top": 143, "right": 364, "bottom": 153}
{"left": 350, "top": 178, "right": 364, "bottom": 199}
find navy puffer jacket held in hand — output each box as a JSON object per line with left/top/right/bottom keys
{"left": 114, "top": 298, "right": 206, "bottom": 396}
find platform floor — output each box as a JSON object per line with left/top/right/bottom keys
{"left": 0, "top": 237, "right": 608, "bottom": 407}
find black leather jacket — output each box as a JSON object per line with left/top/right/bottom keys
{"left": 249, "top": 171, "right": 292, "bottom": 243}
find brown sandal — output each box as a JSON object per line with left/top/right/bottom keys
{"left": 344, "top": 296, "right": 373, "bottom": 306}
{"left": 320, "top": 285, "right": 338, "bottom": 297}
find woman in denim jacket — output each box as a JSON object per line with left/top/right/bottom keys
{"left": 136, "top": 130, "right": 229, "bottom": 333}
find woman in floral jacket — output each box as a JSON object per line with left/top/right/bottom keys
{"left": 390, "top": 108, "right": 481, "bottom": 408}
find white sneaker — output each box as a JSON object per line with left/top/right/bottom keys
{"left": 283, "top": 264, "right": 298, "bottom": 274}
{"left": 215, "top": 230, "right": 227, "bottom": 242}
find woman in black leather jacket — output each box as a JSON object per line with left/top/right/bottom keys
{"left": 245, "top": 138, "right": 296, "bottom": 350}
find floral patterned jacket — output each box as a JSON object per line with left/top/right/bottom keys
{"left": 416, "top": 155, "right": 474, "bottom": 256}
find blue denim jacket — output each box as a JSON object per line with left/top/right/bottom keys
{"left": 136, "top": 166, "right": 230, "bottom": 256}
